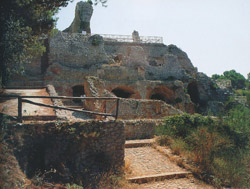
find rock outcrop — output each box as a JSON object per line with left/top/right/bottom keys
{"left": 83, "top": 76, "right": 183, "bottom": 119}
{"left": 8, "top": 1, "right": 230, "bottom": 116}
{"left": 63, "top": 1, "right": 93, "bottom": 34}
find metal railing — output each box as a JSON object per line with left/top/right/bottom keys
{"left": 97, "top": 34, "right": 163, "bottom": 44}
{"left": 60, "top": 31, "right": 163, "bottom": 44}
{"left": 1, "top": 95, "right": 120, "bottom": 122}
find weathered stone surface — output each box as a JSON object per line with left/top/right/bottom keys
{"left": 112, "top": 99, "right": 182, "bottom": 119}
{"left": 63, "top": 1, "right": 93, "bottom": 34}
{"left": 104, "top": 42, "right": 195, "bottom": 81}
{"left": 97, "top": 65, "right": 145, "bottom": 81}
{"left": 44, "top": 32, "right": 224, "bottom": 115}
{"left": 124, "top": 119, "right": 164, "bottom": 140}
{"left": 83, "top": 76, "right": 183, "bottom": 119}
{"left": 8, "top": 23, "right": 230, "bottom": 115}
{"left": 84, "top": 76, "right": 194, "bottom": 114}
{"left": 121, "top": 46, "right": 149, "bottom": 68}
{"left": 48, "top": 32, "right": 108, "bottom": 69}
{"left": 215, "top": 79, "right": 232, "bottom": 90}
{"left": 1, "top": 121, "right": 125, "bottom": 187}
{"left": 166, "top": 45, "right": 197, "bottom": 76}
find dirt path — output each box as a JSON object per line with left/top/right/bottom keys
{"left": 0, "top": 89, "right": 55, "bottom": 117}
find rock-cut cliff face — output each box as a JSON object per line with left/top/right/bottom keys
{"left": 40, "top": 31, "right": 227, "bottom": 115}
{"left": 7, "top": 1, "right": 229, "bottom": 116}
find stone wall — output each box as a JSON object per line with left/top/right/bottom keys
{"left": 44, "top": 32, "right": 108, "bottom": 96}
{"left": 113, "top": 99, "right": 182, "bottom": 119}
{"left": 84, "top": 76, "right": 194, "bottom": 115}
{"left": 1, "top": 120, "right": 125, "bottom": 187}
{"left": 123, "top": 119, "right": 164, "bottom": 140}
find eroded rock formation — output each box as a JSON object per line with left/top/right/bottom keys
{"left": 63, "top": 1, "right": 93, "bottom": 34}
{"left": 7, "top": 1, "right": 230, "bottom": 116}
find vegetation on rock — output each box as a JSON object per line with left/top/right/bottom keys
{"left": 212, "top": 70, "right": 248, "bottom": 89}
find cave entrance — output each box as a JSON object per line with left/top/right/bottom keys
{"left": 150, "top": 93, "right": 166, "bottom": 102}
{"left": 187, "top": 82, "right": 200, "bottom": 104}
{"left": 149, "top": 92, "right": 172, "bottom": 104}
{"left": 111, "top": 87, "right": 134, "bottom": 98}
{"left": 72, "top": 85, "right": 85, "bottom": 103}
{"left": 149, "top": 85, "right": 175, "bottom": 105}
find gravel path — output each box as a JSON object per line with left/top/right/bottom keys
{"left": 0, "top": 89, "right": 55, "bottom": 117}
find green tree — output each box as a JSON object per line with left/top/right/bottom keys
{"left": 0, "top": 0, "right": 108, "bottom": 87}
{"left": 0, "top": 0, "right": 74, "bottom": 87}
{"left": 246, "top": 73, "right": 250, "bottom": 90}
{"left": 211, "top": 70, "right": 246, "bottom": 89}
{"left": 211, "top": 74, "right": 220, "bottom": 80}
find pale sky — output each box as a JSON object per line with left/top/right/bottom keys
{"left": 57, "top": 0, "right": 250, "bottom": 78}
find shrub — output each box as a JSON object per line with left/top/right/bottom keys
{"left": 156, "top": 110, "right": 250, "bottom": 187}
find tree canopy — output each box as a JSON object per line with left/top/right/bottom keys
{"left": 211, "top": 70, "right": 246, "bottom": 89}
{"left": 0, "top": 0, "right": 75, "bottom": 87}
{"left": 0, "top": 0, "right": 107, "bottom": 87}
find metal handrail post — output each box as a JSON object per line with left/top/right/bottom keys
{"left": 18, "top": 97, "right": 22, "bottom": 123}
{"left": 115, "top": 98, "right": 120, "bottom": 120}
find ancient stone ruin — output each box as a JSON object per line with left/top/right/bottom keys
{"left": 1, "top": 1, "right": 234, "bottom": 187}
{"left": 7, "top": 1, "right": 229, "bottom": 117}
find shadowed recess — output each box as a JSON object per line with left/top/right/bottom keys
{"left": 72, "top": 85, "right": 85, "bottom": 103}
{"left": 187, "top": 82, "right": 200, "bottom": 104}
{"left": 149, "top": 85, "right": 175, "bottom": 105}
{"left": 111, "top": 87, "right": 135, "bottom": 98}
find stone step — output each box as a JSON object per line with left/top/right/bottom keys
{"left": 125, "top": 138, "right": 155, "bottom": 148}
{"left": 123, "top": 119, "right": 164, "bottom": 140}
{"left": 127, "top": 171, "right": 192, "bottom": 184}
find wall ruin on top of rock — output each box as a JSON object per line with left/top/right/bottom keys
{"left": 8, "top": 1, "right": 230, "bottom": 116}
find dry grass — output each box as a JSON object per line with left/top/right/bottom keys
{"left": 124, "top": 157, "right": 132, "bottom": 175}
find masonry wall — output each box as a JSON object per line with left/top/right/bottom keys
{"left": 1, "top": 120, "right": 125, "bottom": 187}
{"left": 104, "top": 41, "right": 167, "bottom": 58}
{"left": 105, "top": 99, "right": 182, "bottom": 120}
{"left": 123, "top": 119, "right": 164, "bottom": 140}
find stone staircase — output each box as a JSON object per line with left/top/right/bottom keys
{"left": 125, "top": 139, "right": 192, "bottom": 184}
{"left": 124, "top": 139, "right": 213, "bottom": 188}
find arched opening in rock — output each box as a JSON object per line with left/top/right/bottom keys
{"left": 187, "top": 82, "right": 200, "bottom": 104}
{"left": 149, "top": 85, "right": 175, "bottom": 104}
{"left": 111, "top": 87, "right": 135, "bottom": 98}
{"left": 150, "top": 93, "right": 166, "bottom": 101}
{"left": 72, "top": 85, "right": 85, "bottom": 103}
